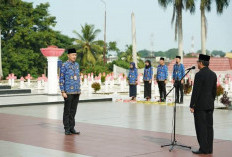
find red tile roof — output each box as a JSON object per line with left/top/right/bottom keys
{"left": 168, "top": 57, "right": 232, "bottom": 71}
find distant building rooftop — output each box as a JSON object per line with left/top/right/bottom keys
{"left": 168, "top": 57, "right": 232, "bottom": 72}
{"left": 225, "top": 52, "right": 232, "bottom": 59}
{"left": 107, "top": 55, "right": 118, "bottom": 63}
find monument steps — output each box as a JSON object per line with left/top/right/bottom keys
{"left": 0, "top": 88, "right": 31, "bottom": 95}
{"left": 0, "top": 85, "right": 11, "bottom": 90}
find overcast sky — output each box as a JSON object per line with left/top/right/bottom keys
{"left": 24, "top": 0, "right": 232, "bottom": 53}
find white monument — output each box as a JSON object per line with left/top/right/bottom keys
{"left": 131, "top": 12, "right": 137, "bottom": 67}
{"left": 40, "top": 46, "right": 64, "bottom": 94}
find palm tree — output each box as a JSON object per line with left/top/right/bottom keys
{"left": 158, "top": 0, "right": 195, "bottom": 60}
{"left": 200, "top": 0, "right": 211, "bottom": 55}
{"left": 118, "top": 45, "right": 144, "bottom": 68}
{"left": 73, "top": 24, "right": 103, "bottom": 66}
{"left": 215, "top": 0, "right": 230, "bottom": 13}
{"left": 200, "top": 0, "right": 229, "bottom": 54}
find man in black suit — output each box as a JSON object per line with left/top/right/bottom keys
{"left": 190, "top": 54, "right": 217, "bottom": 155}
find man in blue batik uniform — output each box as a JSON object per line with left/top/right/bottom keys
{"left": 59, "top": 48, "right": 81, "bottom": 135}
{"left": 172, "top": 56, "right": 185, "bottom": 104}
{"left": 156, "top": 57, "right": 168, "bottom": 102}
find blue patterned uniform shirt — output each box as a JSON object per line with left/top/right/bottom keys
{"left": 128, "top": 68, "right": 138, "bottom": 85}
{"left": 156, "top": 64, "right": 168, "bottom": 81}
{"left": 59, "top": 61, "right": 81, "bottom": 94}
{"left": 143, "top": 67, "right": 153, "bottom": 81}
{"left": 172, "top": 63, "right": 185, "bottom": 81}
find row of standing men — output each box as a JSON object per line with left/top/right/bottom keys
{"left": 58, "top": 50, "right": 186, "bottom": 135}
{"left": 128, "top": 55, "right": 185, "bottom": 103}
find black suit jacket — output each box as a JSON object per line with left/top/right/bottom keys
{"left": 190, "top": 67, "right": 217, "bottom": 111}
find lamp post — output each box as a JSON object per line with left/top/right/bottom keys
{"left": 100, "top": 0, "right": 107, "bottom": 64}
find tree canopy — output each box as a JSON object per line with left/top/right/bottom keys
{"left": 0, "top": 0, "right": 74, "bottom": 78}
{"left": 138, "top": 48, "right": 179, "bottom": 59}
{"left": 0, "top": 0, "right": 229, "bottom": 78}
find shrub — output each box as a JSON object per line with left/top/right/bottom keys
{"left": 101, "top": 76, "right": 106, "bottom": 83}
{"left": 216, "top": 84, "right": 224, "bottom": 97}
{"left": 220, "top": 92, "right": 231, "bottom": 107}
{"left": 113, "top": 60, "right": 130, "bottom": 69}
{"left": 110, "top": 60, "right": 145, "bottom": 70}
{"left": 81, "top": 65, "right": 110, "bottom": 76}
{"left": 91, "top": 82, "right": 101, "bottom": 93}
{"left": 184, "top": 79, "right": 192, "bottom": 95}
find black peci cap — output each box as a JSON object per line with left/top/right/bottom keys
{"left": 176, "top": 56, "right": 181, "bottom": 59}
{"left": 67, "top": 48, "right": 76, "bottom": 54}
{"left": 198, "top": 54, "right": 210, "bottom": 61}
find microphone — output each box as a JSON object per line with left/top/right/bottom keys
{"left": 186, "top": 66, "right": 195, "bottom": 71}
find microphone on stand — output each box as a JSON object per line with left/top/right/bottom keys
{"left": 186, "top": 66, "right": 195, "bottom": 71}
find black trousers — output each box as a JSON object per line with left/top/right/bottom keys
{"left": 63, "top": 94, "right": 80, "bottom": 130}
{"left": 174, "top": 80, "right": 183, "bottom": 102}
{"left": 157, "top": 81, "right": 166, "bottom": 101}
{"left": 194, "top": 110, "right": 214, "bottom": 153}
{"left": 144, "top": 81, "right": 151, "bottom": 99}
{"left": 129, "top": 85, "right": 137, "bottom": 97}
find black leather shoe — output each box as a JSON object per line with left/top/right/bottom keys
{"left": 192, "top": 150, "right": 208, "bottom": 154}
{"left": 70, "top": 129, "right": 80, "bottom": 135}
{"left": 179, "top": 101, "right": 183, "bottom": 104}
{"left": 161, "top": 99, "right": 165, "bottom": 102}
{"left": 65, "top": 130, "right": 72, "bottom": 135}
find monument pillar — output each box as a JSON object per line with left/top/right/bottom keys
{"left": 131, "top": 12, "right": 137, "bottom": 67}
{"left": 40, "top": 46, "right": 64, "bottom": 94}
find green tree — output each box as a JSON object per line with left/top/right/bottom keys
{"left": 196, "top": 49, "right": 211, "bottom": 55}
{"left": 138, "top": 49, "right": 155, "bottom": 58}
{"left": 107, "top": 41, "right": 120, "bottom": 54}
{"left": 118, "top": 45, "right": 133, "bottom": 63}
{"left": 73, "top": 24, "right": 103, "bottom": 66}
{"left": 0, "top": 0, "right": 19, "bottom": 79}
{"left": 110, "top": 60, "right": 130, "bottom": 70}
{"left": 81, "top": 62, "right": 110, "bottom": 76}
{"left": 138, "top": 48, "right": 179, "bottom": 59}
{"left": 200, "top": 0, "right": 229, "bottom": 54}
{"left": 0, "top": 1, "right": 74, "bottom": 78}
{"left": 116, "top": 45, "right": 144, "bottom": 69}
{"left": 158, "top": 0, "right": 195, "bottom": 61}
{"left": 211, "top": 50, "right": 225, "bottom": 57}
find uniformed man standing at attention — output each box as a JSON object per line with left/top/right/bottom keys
{"left": 172, "top": 56, "right": 185, "bottom": 104}
{"left": 156, "top": 57, "right": 168, "bottom": 102}
{"left": 59, "top": 48, "right": 81, "bottom": 135}
{"left": 190, "top": 54, "right": 217, "bottom": 154}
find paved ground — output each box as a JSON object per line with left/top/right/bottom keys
{"left": 0, "top": 101, "right": 231, "bottom": 157}
{"left": 0, "top": 93, "right": 112, "bottom": 107}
